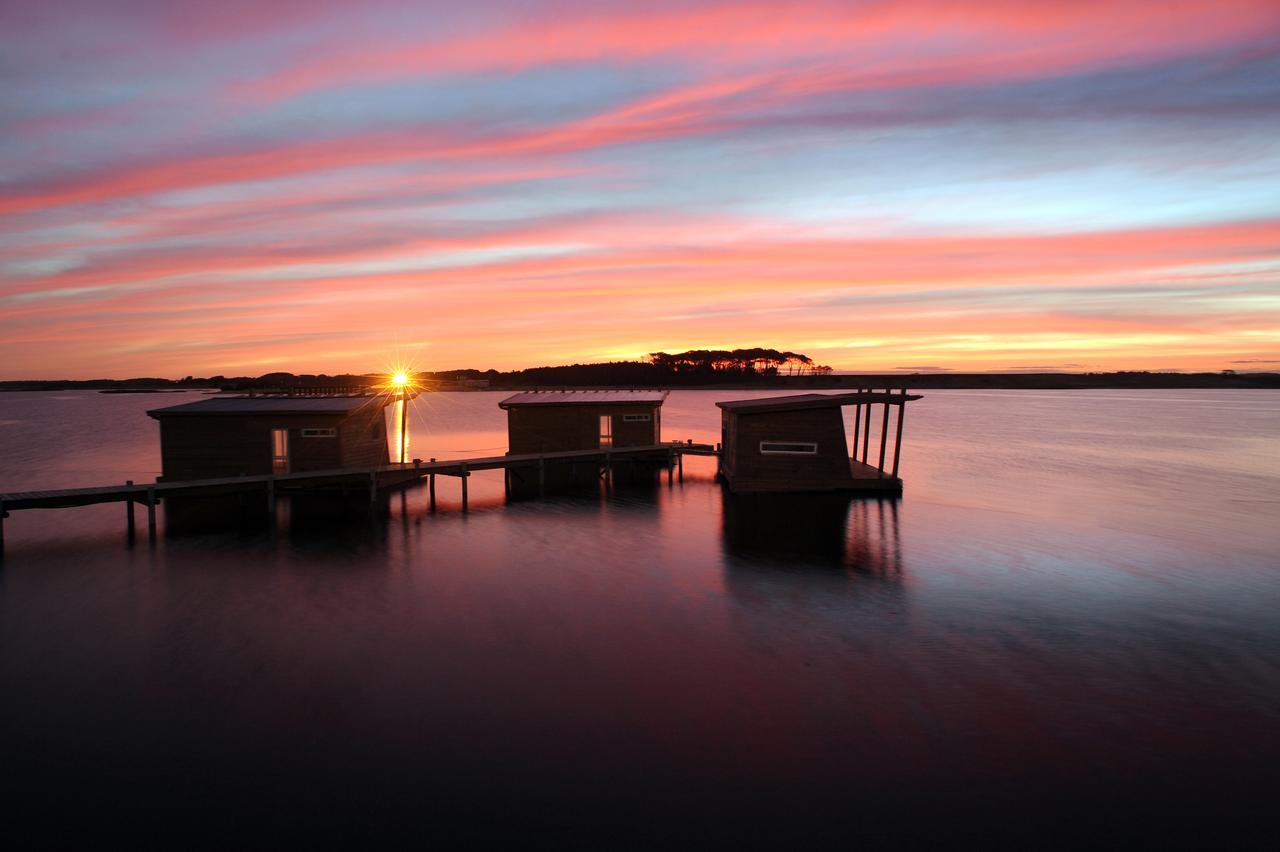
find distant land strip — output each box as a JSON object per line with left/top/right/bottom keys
{"left": 3, "top": 370, "right": 1278, "bottom": 392}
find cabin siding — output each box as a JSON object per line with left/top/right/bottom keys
{"left": 506, "top": 404, "right": 661, "bottom": 454}
{"left": 721, "top": 407, "right": 855, "bottom": 493}
{"left": 156, "top": 411, "right": 388, "bottom": 481}
{"left": 338, "top": 406, "right": 392, "bottom": 468}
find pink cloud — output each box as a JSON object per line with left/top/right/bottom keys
{"left": 235, "top": 1, "right": 1280, "bottom": 104}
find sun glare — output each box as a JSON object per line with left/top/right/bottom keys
{"left": 391, "top": 371, "right": 409, "bottom": 387}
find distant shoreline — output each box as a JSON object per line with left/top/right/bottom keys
{"left": 3, "top": 372, "right": 1277, "bottom": 392}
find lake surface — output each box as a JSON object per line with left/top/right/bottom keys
{"left": 2, "top": 389, "right": 1279, "bottom": 847}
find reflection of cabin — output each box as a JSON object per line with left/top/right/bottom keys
{"left": 716, "top": 391, "right": 921, "bottom": 494}
{"left": 498, "top": 390, "right": 667, "bottom": 453}
{"left": 147, "top": 395, "right": 395, "bottom": 481}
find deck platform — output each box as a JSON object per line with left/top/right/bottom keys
{"left": 0, "top": 442, "right": 718, "bottom": 553}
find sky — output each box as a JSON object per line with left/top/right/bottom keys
{"left": 2, "top": 0, "right": 1279, "bottom": 378}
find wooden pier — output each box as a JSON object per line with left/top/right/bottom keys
{"left": 0, "top": 442, "right": 717, "bottom": 555}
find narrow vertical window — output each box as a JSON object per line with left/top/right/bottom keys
{"left": 599, "top": 415, "right": 613, "bottom": 449}
{"left": 271, "top": 429, "right": 289, "bottom": 473}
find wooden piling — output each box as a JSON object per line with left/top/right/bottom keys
{"left": 125, "top": 480, "right": 136, "bottom": 541}
{"left": 146, "top": 486, "right": 157, "bottom": 543}
{"left": 851, "top": 399, "right": 861, "bottom": 459}
{"left": 503, "top": 468, "right": 511, "bottom": 498}
{"left": 0, "top": 499, "right": 6, "bottom": 559}
{"left": 460, "top": 464, "right": 469, "bottom": 512}
{"left": 678, "top": 451, "right": 684, "bottom": 483}
{"left": 369, "top": 469, "right": 377, "bottom": 504}
{"left": 429, "top": 458, "right": 436, "bottom": 511}
{"left": 878, "top": 392, "right": 891, "bottom": 474}
{"left": 266, "top": 476, "right": 276, "bottom": 513}
{"left": 861, "top": 395, "right": 872, "bottom": 463}
{"left": 538, "top": 456, "right": 546, "bottom": 498}
{"left": 891, "top": 387, "right": 907, "bottom": 478}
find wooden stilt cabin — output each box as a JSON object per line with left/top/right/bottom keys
{"left": 499, "top": 390, "right": 668, "bottom": 453}
{"left": 716, "top": 390, "right": 921, "bottom": 494}
{"left": 147, "top": 394, "right": 399, "bottom": 481}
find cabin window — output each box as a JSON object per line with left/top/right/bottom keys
{"left": 622, "top": 413, "right": 651, "bottom": 422}
{"left": 599, "top": 415, "right": 613, "bottom": 448}
{"left": 301, "top": 428, "right": 336, "bottom": 438}
{"left": 759, "top": 441, "right": 817, "bottom": 455}
{"left": 271, "top": 429, "right": 290, "bottom": 473}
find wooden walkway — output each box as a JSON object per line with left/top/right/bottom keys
{"left": 0, "top": 442, "right": 717, "bottom": 553}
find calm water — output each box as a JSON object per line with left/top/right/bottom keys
{"left": 2, "top": 389, "right": 1279, "bottom": 846}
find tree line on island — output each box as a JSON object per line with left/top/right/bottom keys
{"left": 3, "top": 346, "right": 1277, "bottom": 391}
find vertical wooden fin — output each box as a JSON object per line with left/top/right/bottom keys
{"left": 891, "top": 388, "right": 908, "bottom": 478}
{"left": 878, "top": 391, "right": 891, "bottom": 474}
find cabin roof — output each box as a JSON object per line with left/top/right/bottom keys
{"left": 147, "top": 395, "right": 392, "bottom": 418}
{"left": 716, "top": 391, "right": 921, "bottom": 414}
{"left": 499, "top": 390, "right": 669, "bottom": 408}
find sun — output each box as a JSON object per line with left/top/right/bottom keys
{"left": 391, "top": 371, "right": 410, "bottom": 388}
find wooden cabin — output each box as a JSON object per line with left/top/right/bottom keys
{"left": 147, "top": 395, "right": 396, "bottom": 481}
{"left": 498, "top": 390, "right": 668, "bottom": 453}
{"left": 716, "top": 391, "right": 920, "bottom": 494}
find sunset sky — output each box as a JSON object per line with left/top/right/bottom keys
{"left": 2, "top": 0, "right": 1279, "bottom": 378}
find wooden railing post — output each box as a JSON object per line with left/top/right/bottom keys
{"left": 851, "top": 396, "right": 861, "bottom": 460}
{"left": 892, "top": 388, "right": 908, "bottom": 478}
{"left": 861, "top": 391, "right": 872, "bottom": 464}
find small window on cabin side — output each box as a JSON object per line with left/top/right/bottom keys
{"left": 301, "top": 428, "right": 336, "bottom": 438}
{"left": 599, "top": 415, "right": 613, "bottom": 448}
{"left": 759, "top": 441, "right": 817, "bottom": 455}
{"left": 622, "top": 413, "right": 651, "bottom": 422}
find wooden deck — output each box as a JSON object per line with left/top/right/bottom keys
{"left": 0, "top": 442, "right": 718, "bottom": 552}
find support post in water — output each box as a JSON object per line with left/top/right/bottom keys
{"left": 125, "top": 480, "right": 136, "bottom": 542}
{"left": 0, "top": 499, "right": 6, "bottom": 559}
{"left": 369, "top": 469, "right": 377, "bottom": 505}
{"left": 678, "top": 451, "right": 684, "bottom": 483}
{"left": 878, "top": 391, "right": 891, "bottom": 475}
{"left": 892, "top": 388, "right": 908, "bottom": 478}
{"left": 538, "top": 456, "right": 546, "bottom": 498}
{"left": 266, "top": 476, "right": 276, "bottom": 514}
{"left": 429, "top": 459, "right": 436, "bottom": 511}
{"left": 503, "top": 468, "right": 510, "bottom": 499}
{"left": 146, "top": 485, "right": 157, "bottom": 543}
{"left": 461, "top": 464, "right": 469, "bottom": 512}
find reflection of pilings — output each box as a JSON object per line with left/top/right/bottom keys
{"left": 843, "top": 496, "right": 903, "bottom": 579}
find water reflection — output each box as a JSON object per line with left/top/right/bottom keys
{"left": 721, "top": 492, "right": 903, "bottom": 579}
